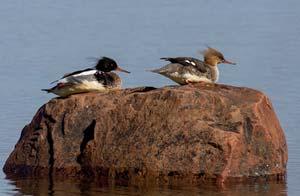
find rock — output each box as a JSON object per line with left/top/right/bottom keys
{"left": 3, "top": 84, "right": 287, "bottom": 184}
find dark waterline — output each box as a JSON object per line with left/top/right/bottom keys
{"left": 4, "top": 176, "right": 288, "bottom": 196}
{"left": 1, "top": 0, "right": 299, "bottom": 195}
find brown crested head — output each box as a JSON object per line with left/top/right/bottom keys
{"left": 202, "top": 47, "right": 236, "bottom": 66}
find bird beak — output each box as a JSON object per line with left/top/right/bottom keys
{"left": 222, "top": 59, "right": 236, "bottom": 65}
{"left": 116, "top": 66, "right": 130, "bottom": 73}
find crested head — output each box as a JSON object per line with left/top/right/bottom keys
{"left": 95, "top": 57, "right": 118, "bottom": 72}
{"left": 95, "top": 57, "right": 130, "bottom": 73}
{"left": 202, "top": 47, "right": 236, "bottom": 66}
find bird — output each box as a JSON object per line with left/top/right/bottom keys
{"left": 150, "top": 47, "right": 236, "bottom": 85}
{"left": 42, "top": 57, "right": 130, "bottom": 97}
{"left": 51, "top": 56, "right": 130, "bottom": 84}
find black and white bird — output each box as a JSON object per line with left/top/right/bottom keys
{"left": 150, "top": 47, "right": 236, "bottom": 85}
{"left": 42, "top": 57, "right": 130, "bottom": 97}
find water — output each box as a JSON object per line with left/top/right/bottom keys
{"left": 0, "top": 0, "right": 299, "bottom": 195}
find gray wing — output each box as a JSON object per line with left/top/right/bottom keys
{"left": 160, "top": 57, "right": 208, "bottom": 73}
{"left": 151, "top": 63, "right": 208, "bottom": 76}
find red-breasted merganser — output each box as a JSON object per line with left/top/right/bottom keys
{"left": 150, "top": 47, "right": 236, "bottom": 85}
{"left": 42, "top": 57, "right": 130, "bottom": 97}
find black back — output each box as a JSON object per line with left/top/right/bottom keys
{"left": 50, "top": 68, "right": 95, "bottom": 83}
{"left": 61, "top": 68, "right": 94, "bottom": 78}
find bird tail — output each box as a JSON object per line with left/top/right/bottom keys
{"left": 160, "top": 57, "right": 171, "bottom": 61}
{"left": 50, "top": 80, "right": 59, "bottom": 84}
{"left": 146, "top": 68, "right": 161, "bottom": 73}
{"left": 41, "top": 88, "right": 52, "bottom": 93}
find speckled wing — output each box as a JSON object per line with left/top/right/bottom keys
{"left": 160, "top": 57, "right": 208, "bottom": 73}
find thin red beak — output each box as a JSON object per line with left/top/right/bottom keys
{"left": 222, "top": 59, "right": 236, "bottom": 65}
{"left": 116, "top": 66, "right": 130, "bottom": 73}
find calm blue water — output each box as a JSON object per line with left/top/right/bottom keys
{"left": 0, "top": 0, "right": 299, "bottom": 195}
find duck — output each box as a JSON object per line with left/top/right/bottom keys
{"left": 42, "top": 57, "right": 130, "bottom": 97}
{"left": 150, "top": 47, "right": 236, "bottom": 85}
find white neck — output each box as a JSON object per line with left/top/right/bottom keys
{"left": 209, "top": 65, "right": 219, "bottom": 82}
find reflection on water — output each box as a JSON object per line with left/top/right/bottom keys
{"left": 5, "top": 176, "right": 287, "bottom": 196}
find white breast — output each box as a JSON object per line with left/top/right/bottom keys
{"left": 79, "top": 80, "right": 106, "bottom": 91}
{"left": 183, "top": 73, "right": 213, "bottom": 83}
{"left": 52, "top": 80, "right": 106, "bottom": 97}
{"left": 168, "top": 72, "right": 188, "bottom": 84}
{"left": 165, "top": 72, "right": 213, "bottom": 84}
